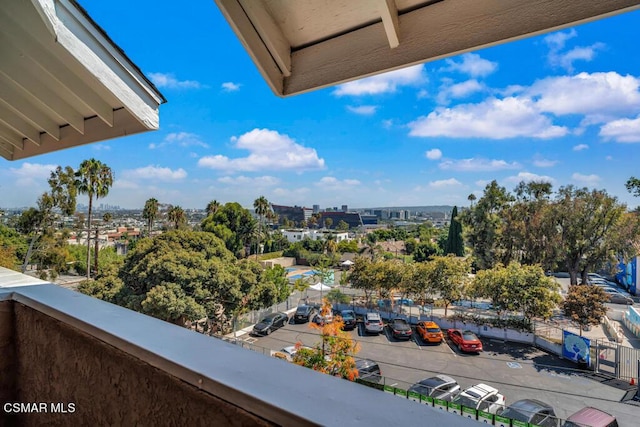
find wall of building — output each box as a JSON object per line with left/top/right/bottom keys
{"left": 10, "top": 304, "right": 274, "bottom": 426}
{"left": 0, "top": 300, "right": 17, "bottom": 420}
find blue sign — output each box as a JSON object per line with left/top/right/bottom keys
{"left": 562, "top": 330, "right": 590, "bottom": 365}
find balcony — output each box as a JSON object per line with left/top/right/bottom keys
{"left": 0, "top": 268, "right": 477, "bottom": 426}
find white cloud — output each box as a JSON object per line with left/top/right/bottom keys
{"left": 475, "top": 180, "right": 491, "bottom": 188}
{"left": 606, "top": 155, "right": 613, "bottom": 160}
{"left": 505, "top": 172, "right": 555, "bottom": 185}
{"left": 544, "top": 29, "right": 577, "bottom": 51}
{"left": 381, "top": 119, "right": 393, "bottom": 129}
{"left": 599, "top": 115, "right": 640, "bottom": 142}
{"left": 121, "top": 166, "right": 187, "bottom": 181}
{"left": 437, "top": 79, "right": 485, "bottom": 104}
{"left": 573, "top": 144, "right": 589, "bottom": 151}
{"left": 572, "top": 173, "right": 601, "bottom": 185}
{"left": 439, "top": 158, "right": 521, "bottom": 172}
{"left": 532, "top": 157, "right": 558, "bottom": 168}
{"left": 333, "top": 64, "right": 425, "bottom": 96}
{"left": 417, "top": 89, "right": 429, "bottom": 99}
{"left": 425, "top": 149, "right": 442, "bottom": 160}
{"left": 409, "top": 97, "right": 567, "bottom": 139}
{"left": 93, "top": 144, "right": 111, "bottom": 151}
{"left": 8, "top": 163, "right": 57, "bottom": 187}
{"left": 198, "top": 128, "right": 325, "bottom": 172}
{"left": 529, "top": 72, "right": 640, "bottom": 123}
{"left": 221, "top": 82, "right": 241, "bottom": 92}
{"left": 217, "top": 175, "right": 280, "bottom": 186}
{"left": 429, "top": 178, "right": 462, "bottom": 189}
{"left": 443, "top": 53, "right": 498, "bottom": 77}
{"left": 148, "top": 72, "right": 201, "bottom": 89}
{"left": 347, "top": 105, "right": 378, "bottom": 115}
{"left": 544, "top": 29, "right": 603, "bottom": 72}
{"left": 150, "top": 132, "right": 208, "bottom": 149}
{"left": 315, "top": 177, "right": 361, "bottom": 191}
{"left": 112, "top": 180, "right": 139, "bottom": 190}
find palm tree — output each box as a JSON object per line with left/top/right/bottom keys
{"left": 206, "top": 200, "right": 221, "bottom": 217}
{"left": 102, "top": 212, "right": 112, "bottom": 224}
{"left": 75, "top": 158, "right": 113, "bottom": 279}
{"left": 468, "top": 193, "right": 477, "bottom": 206}
{"left": 142, "top": 198, "right": 159, "bottom": 236}
{"left": 167, "top": 205, "right": 186, "bottom": 229}
{"left": 253, "top": 196, "right": 270, "bottom": 259}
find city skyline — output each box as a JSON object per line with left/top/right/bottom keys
{"left": 2, "top": 1, "right": 640, "bottom": 210}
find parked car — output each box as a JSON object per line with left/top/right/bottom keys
{"left": 499, "top": 399, "right": 557, "bottom": 427}
{"left": 275, "top": 345, "right": 312, "bottom": 361}
{"left": 451, "top": 383, "right": 506, "bottom": 414}
{"left": 252, "top": 312, "right": 288, "bottom": 335}
{"left": 601, "top": 288, "right": 634, "bottom": 305}
{"left": 294, "top": 305, "right": 317, "bottom": 323}
{"left": 389, "top": 318, "right": 412, "bottom": 340}
{"left": 447, "top": 329, "right": 483, "bottom": 353}
{"left": 355, "top": 359, "right": 382, "bottom": 384}
{"left": 408, "top": 375, "right": 460, "bottom": 401}
{"left": 313, "top": 310, "right": 334, "bottom": 325}
{"left": 339, "top": 309, "right": 356, "bottom": 330}
{"left": 364, "top": 312, "right": 384, "bottom": 335}
{"left": 415, "top": 321, "right": 444, "bottom": 344}
{"left": 563, "top": 407, "right": 618, "bottom": 427}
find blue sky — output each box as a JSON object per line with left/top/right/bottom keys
{"left": 2, "top": 1, "right": 640, "bottom": 210}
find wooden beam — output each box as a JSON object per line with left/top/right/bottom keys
{"left": 380, "top": 0, "right": 400, "bottom": 48}
{"left": 0, "top": 129, "right": 22, "bottom": 150}
{"left": 282, "top": 0, "right": 640, "bottom": 96}
{"left": 216, "top": 0, "right": 284, "bottom": 96}
{"left": 10, "top": 108, "right": 148, "bottom": 161}
{"left": 0, "top": 102, "right": 41, "bottom": 146}
{"left": 239, "top": 0, "right": 291, "bottom": 76}
{"left": 0, "top": 74, "right": 60, "bottom": 140}
{"left": 0, "top": 17, "right": 115, "bottom": 127}
{"left": 0, "top": 43, "right": 85, "bottom": 135}
{"left": 0, "top": 139, "right": 14, "bottom": 159}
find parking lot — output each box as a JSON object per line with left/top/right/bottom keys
{"left": 247, "top": 316, "right": 639, "bottom": 425}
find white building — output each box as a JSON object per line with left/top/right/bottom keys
{"left": 282, "top": 229, "right": 350, "bottom": 243}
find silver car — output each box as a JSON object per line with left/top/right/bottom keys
{"left": 364, "top": 312, "right": 384, "bottom": 334}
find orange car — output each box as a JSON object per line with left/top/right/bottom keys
{"left": 416, "top": 321, "right": 444, "bottom": 343}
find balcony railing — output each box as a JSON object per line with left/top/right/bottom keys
{"left": 0, "top": 268, "right": 478, "bottom": 426}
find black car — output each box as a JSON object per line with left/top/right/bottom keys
{"left": 389, "top": 318, "right": 412, "bottom": 340}
{"left": 252, "top": 312, "right": 288, "bottom": 336}
{"left": 355, "top": 359, "right": 382, "bottom": 384}
{"left": 499, "top": 399, "right": 558, "bottom": 427}
{"left": 340, "top": 309, "right": 356, "bottom": 330}
{"left": 294, "top": 305, "right": 317, "bottom": 324}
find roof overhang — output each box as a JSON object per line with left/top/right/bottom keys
{"left": 0, "top": 0, "right": 166, "bottom": 161}
{"left": 215, "top": 0, "right": 640, "bottom": 97}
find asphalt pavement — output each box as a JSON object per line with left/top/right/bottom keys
{"left": 244, "top": 317, "right": 640, "bottom": 426}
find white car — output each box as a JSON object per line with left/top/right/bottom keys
{"left": 451, "top": 384, "right": 506, "bottom": 414}
{"left": 364, "top": 312, "right": 384, "bottom": 335}
{"left": 274, "top": 345, "right": 312, "bottom": 361}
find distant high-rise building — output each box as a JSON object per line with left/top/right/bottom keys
{"left": 341, "top": 204, "right": 348, "bottom": 212}
{"left": 313, "top": 204, "right": 320, "bottom": 213}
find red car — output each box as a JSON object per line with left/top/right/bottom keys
{"left": 447, "top": 329, "right": 483, "bottom": 353}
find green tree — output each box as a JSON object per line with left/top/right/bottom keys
{"left": 348, "top": 257, "right": 378, "bottom": 307}
{"left": 100, "top": 230, "right": 274, "bottom": 330}
{"left": 553, "top": 186, "right": 626, "bottom": 285}
{"left": 167, "top": 205, "right": 186, "bottom": 229}
{"left": 206, "top": 199, "right": 221, "bottom": 216}
{"left": 253, "top": 196, "right": 271, "bottom": 259}
{"left": 102, "top": 212, "right": 113, "bottom": 224}
{"left": 201, "top": 202, "right": 257, "bottom": 258}
{"left": 412, "top": 240, "right": 440, "bottom": 262}
{"left": 75, "top": 158, "right": 114, "bottom": 279}
{"left": 473, "top": 263, "right": 561, "bottom": 325}
{"left": 563, "top": 285, "right": 609, "bottom": 336}
{"left": 427, "top": 255, "right": 470, "bottom": 316}
{"left": 460, "top": 180, "right": 512, "bottom": 270}
{"left": 142, "top": 198, "right": 159, "bottom": 236}
{"left": 444, "top": 206, "right": 464, "bottom": 256}
{"left": 626, "top": 177, "right": 640, "bottom": 197}
{"left": 324, "top": 217, "right": 333, "bottom": 229}
{"left": 336, "top": 220, "right": 349, "bottom": 231}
